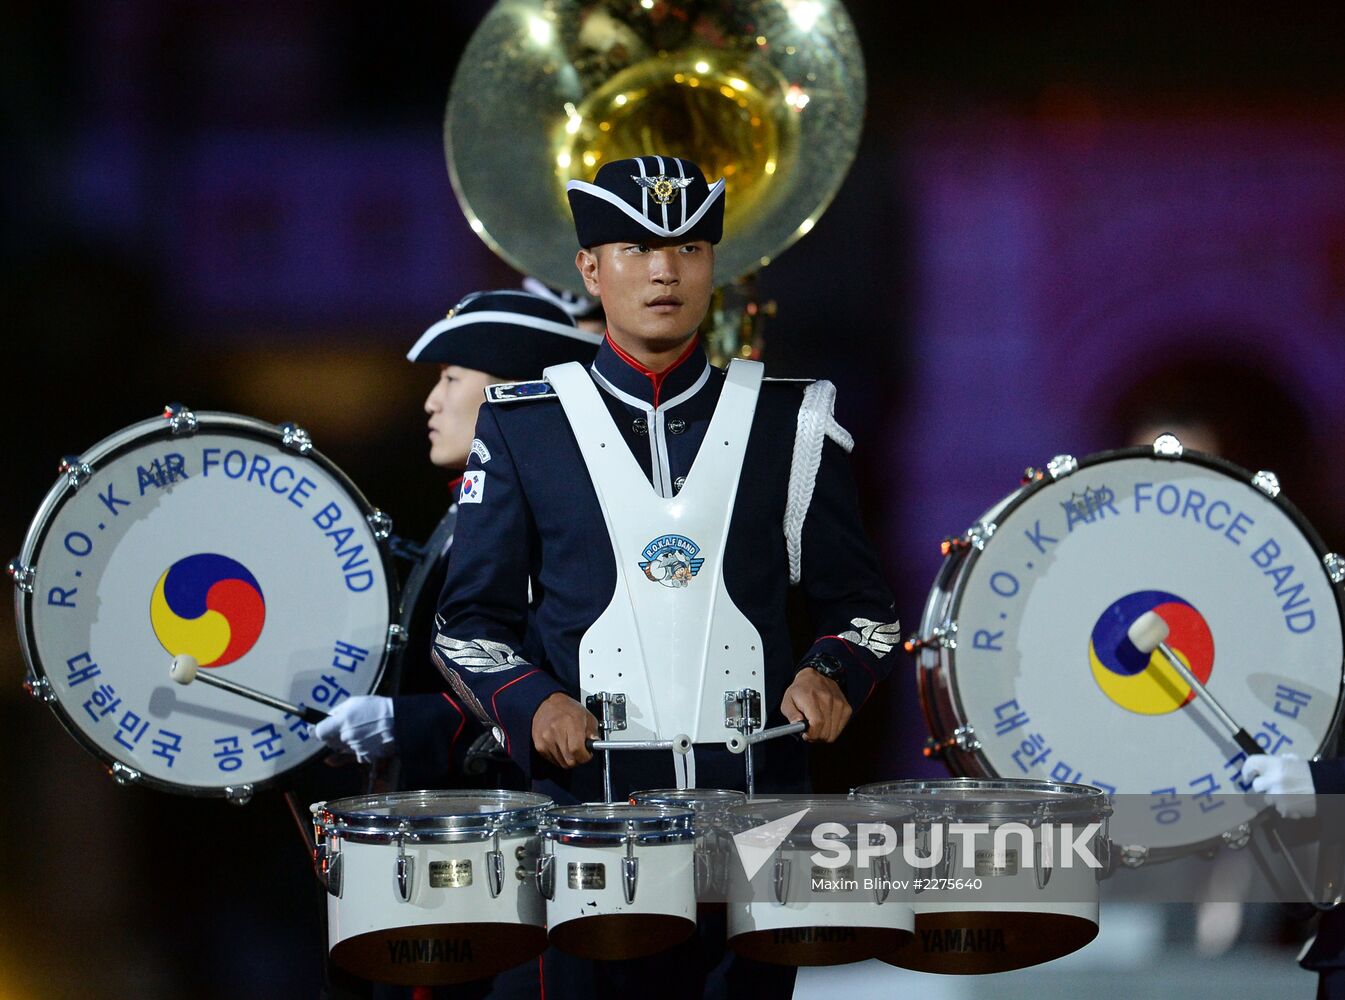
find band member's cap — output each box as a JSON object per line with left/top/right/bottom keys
{"left": 566, "top": 155, "right": 725, "bottom": 248}
{"left": 406, "top": 290, "right": 602, "bottom": 377}
{"left": 520, "top": 276, "right": 604, "bottom": 323}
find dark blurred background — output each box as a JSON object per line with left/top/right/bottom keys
{"left": 4, "top": 2, "right": 1344, "bottom": 997}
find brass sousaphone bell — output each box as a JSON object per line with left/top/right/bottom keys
{"left": 445, "top": 0, "right": 866, "bottom": 347}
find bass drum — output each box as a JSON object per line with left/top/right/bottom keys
{"left": 9, "top": 406, "right": 399, "bottom": 801}
{"left": 912, "top": 440, "right": 1345, "bottom": 864}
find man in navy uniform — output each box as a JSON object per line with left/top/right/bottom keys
{"left": 315, "top": 289, "right": 602, "bottom": 789}
{"left": 434, "top": 152, "right": 898, "bottom": 807}
{"left": 432, "top": 156, "right": 899, "bottom": 997}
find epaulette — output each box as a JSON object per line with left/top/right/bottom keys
{"left": 485, "top": 379, "right": 557, "bottom": 404}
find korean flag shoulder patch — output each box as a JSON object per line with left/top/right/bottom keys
{"left": 459, "top": 470, "right": 485, "bottom": 504}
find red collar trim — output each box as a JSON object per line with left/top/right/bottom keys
{"left": 604, "top": 333, "right": 700, "bottom": 409}
{"left": 446, "top": 475, "right": 464, "bottom": 498}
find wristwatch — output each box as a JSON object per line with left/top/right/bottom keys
{"left": 800, "top": 653, "right": 847, "bottom": 694}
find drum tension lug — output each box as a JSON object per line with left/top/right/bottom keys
{"left": 1251, "top": 470, "right": 1281, "bottom": 498}
{"left": 394, "top": 823, "right": 414, "bottom": 902}
{"left": 58, "top": 456, "right": 93, "bottom": 491}
{"left": 487, "top": 832, "right": 505, "bottom": 899}
{"left": 110, "top": 762, "right": 141, "bottom": 785}
{"left": 922, "top": 725, "right": 979, "bottom": 759}
{"left": 386, "top": 624, "right": 408, "bottom": 653}
{"left": 1120, "top": 844, "right": 1149, "bottom": 868}
{"left": 772, "top": 854, "right": 790, "bottom": 906}
{"left": 367, "top": 509, "right": 393, "bottom": 541}
{"left": 537, "top": 852, "right": 556, "bottom": 901}
{"left": 327, "top": 851, "right": 344, "bottom": 899}
{"left": 622, "top": 838, "right": 639, "bottom": 905}
{"left": 940, "top": 535, "right": 970, "bottom": 557}
{"left": 6, "top": 559, "right": 35, "bottom": 594}
{"left": 279, "top": 422, "right": 313, "bottom": 455}
{"left": 1034, "top": 841, "right": 1053, "bottom": 890}
{"left": 1151, "top": 433, "right": 1184, "bottom": 458}
{"left": 905, "top": 622, "right": 958, "bottom": 654}
{"left": 224, "top": 784, "right": 254, "bottom": 806}
{"left": 162, "top": 403, "right": 198, "bottom": 436}
{"left": 1323, "top": 553, "right": 1344, "bottom": 586}
{"left": 1046, "top": 454, "right": 1079, "bottom": 480}
{"left": 22, "top": 674, "right": 53, "bottom": 703}
{"left": 1221, "top": 823, "right": 1252, "bottom": 851}
{"left": 872, "top": 855, "right": 891, "bottom": 904}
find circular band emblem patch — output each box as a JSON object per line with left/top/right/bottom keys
{"left": 1088, "top": 590, "right": 1214, "bottom": 715}
{"left": 150, "top": 553, "right": 266, "bottom": 667}
{"left": 638, "top": 534, "right": 705, "bottom": 589}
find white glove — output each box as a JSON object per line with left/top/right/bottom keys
{"left": 1241, "top": 753, "right": 1317, "bottom": 819}
{"left": 315, "top": 696, "right": 397, "bottom": 763}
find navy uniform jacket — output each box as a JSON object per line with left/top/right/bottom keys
{"left": 433, "top": 336, "right": 899, "bottom": 800}
{"left": 1305, "top": 758, "right": 1345, "bottom": 971}
{"left": 388, "top": 504, "right": 524, "bottom": 791}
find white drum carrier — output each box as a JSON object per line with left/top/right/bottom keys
{"left": 546, "top": 360, "right": 766, "bottom": 752}
{"left": 857, "top": 778, "right": 1112, "bottom": 974}
{"left": 538, "top": 802, "right": 698, "bottom": 959}
{"left": 313, "top": 790, "right": 552, "bottom": 986}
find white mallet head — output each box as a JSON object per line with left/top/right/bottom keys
{"left": 1127, "top": 611, "right": 1171, "bottom": 655}
{"left": 169, "top": 653, "right": 200, "bottom": 684}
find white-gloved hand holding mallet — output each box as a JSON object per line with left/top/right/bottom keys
{"left": 1127, "top": 611, "right": 1318, "bottom": 821}
{"left": 314, "top": 695, "right": 398, "bottom": 764}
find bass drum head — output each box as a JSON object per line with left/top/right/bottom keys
{"left": 919, "top": 447, "right": 1344, "bottom": 860}
{"left": 12, "top": 410, "right": 397, "bottom": 799}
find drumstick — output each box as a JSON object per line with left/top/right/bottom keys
{"left": 1126, "top": 612, "right": 1260, "bottom": 756}
{"left": 169, "top": 654, "right": 328, "bottom": 724}
{"left": 1127, "top": 612, "right": 1337, "bottom": 906}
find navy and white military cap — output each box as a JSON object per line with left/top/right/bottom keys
{"left": 520, "top": 276, "right": 604, "bottom": 323}
{"left": 566, "top": 154, "right": 725, "bottom": 248}
{"left": 406, "top": 290, "right": 602, "bottom": 379}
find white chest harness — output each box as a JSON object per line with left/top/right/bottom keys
{"left": 547, "top": 359, "right": 768, "bottom": 787}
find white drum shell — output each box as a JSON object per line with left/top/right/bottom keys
{"left": 326, "top": 831, "right": 544, "bottom": 947}
{"left": 726, "top": 846, "right": 916, "bottom": 939}
{"left": 545, "top": 840, "right": 696, "bottom": 931}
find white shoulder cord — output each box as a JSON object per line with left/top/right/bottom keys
{"left": 784, "top": 380, "right": 854, "bottom": 585}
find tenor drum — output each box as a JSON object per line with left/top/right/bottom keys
{"left": 911, "top": 444, "right": 1345, "bottom": 863}
{"left": 539, "top": 803, "right": 697, "bottom": 960}
{"left": 9, "top": 407, "right": 397, "bottom": 799}
{"left": 314, "top": 790, "right": 551, "bottom": 985}
{"left": 857, "top": 778, "right": 1112, "bottom": 974}
{"left": 726, "top": 798, "right": 915, "bottom": 966}
{"left": 629, "top": 787, "right": 747, "bottom": 901}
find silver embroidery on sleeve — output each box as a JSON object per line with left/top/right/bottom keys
{"left": 838, "top": 618, "right": 902, "bottom": 658}
{"left": 431, "top": 648, "right": 498, "bottom": 729}
{"left": 434, "top": 635, "right": 530, "bottom": 673}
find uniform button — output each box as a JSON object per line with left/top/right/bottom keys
{"left": 632, "top": 418, "right": 648, "bottom": 436}
{"left": 673, "top": 476, "right": 687, "bottom": 494}
{"left": 667, "top": 418, "right": 687, "bottom": 435}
